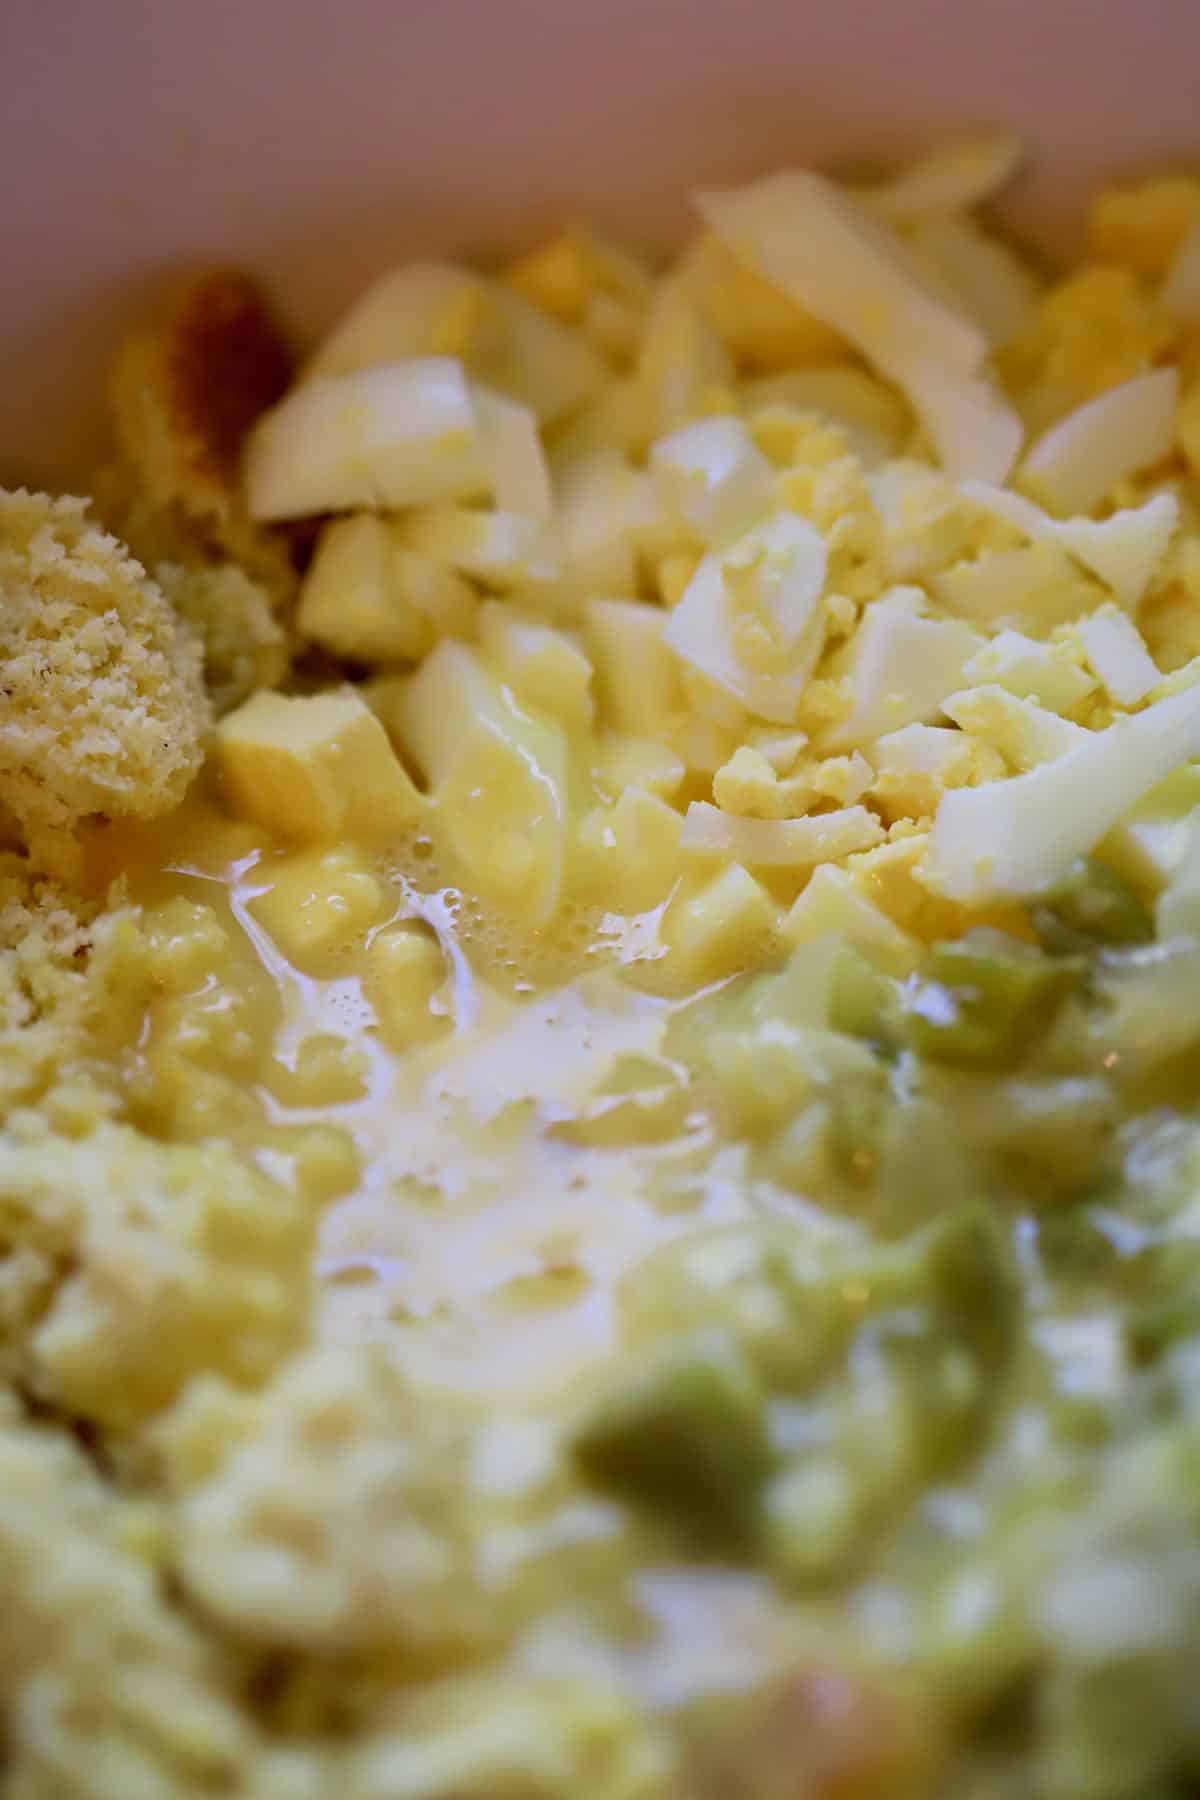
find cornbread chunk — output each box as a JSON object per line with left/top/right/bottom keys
{"left": 156, "top": 559, "right": 288, "bottom": 715}
{"left": 6, "top": 1117, "right": 316, "bottom": 1433}
{"left": 0, "top": 489, "right": 209, "bottom": 876}
{"left": 216, "top": 688, "right": 423, "bottom": 842}
{"left": 0, "top": 1397, "right": 255, "bottom": 1800}
{"left": 110, "top": 267, "right": 297, "bottom": 597}
{"left": 172, "top": 1346, "right": 489, "bottom": 1660}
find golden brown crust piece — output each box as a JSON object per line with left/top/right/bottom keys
{"left": 110, "top": 269, "right": 299, "bottom": 599}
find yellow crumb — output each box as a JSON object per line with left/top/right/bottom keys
{"left": 156, "top": 560, "right": 288, "bottom": 715}
{"left": 9, "top": 1117, "right": 316, "bottom": 1433}
{"left": 1088, "top": 173, "right": 1200, "bottom": 276}
{"left": 109, "top": 268, "right": 298, "bottom": 600}
{"left": 171, "top": 1346, "right": 487, "bottom": 1659}
{"left": 0, "top": 489, "right": 209, "bottom": 876}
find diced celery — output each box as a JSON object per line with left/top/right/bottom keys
{"left": 1036, "top": 1657, "right": 1191, "bottom": 1800}
{"left": 616, "top": 1226, "right": 853, "bottom": 1393}
{"left": 869, "top": 1316, "right": 988, "bottom": 1474}
{"left": 572, "top": 1329, "right": 773, "bottom": 1537}
{"left": 922, "top": 1206, "right": 1019, "bottom": 1372}
{"left": 828, "top": 946, "right": 905, "bottom": 1051}
{"left": 1128, "top": 1291, "right": 1200, "bottom": 1365}
{"left": 871, "top": 1092, "right": 977, "bottom": 1236}
{"left": 904, "top": 936, "right": 1082, "bottom": 1068}
{"left": 1035, "top": 857, "right": 1153, "bottom": 950}
{"left": 1091, "top": 941, "right": 1200, "bottom": 1087}
{"left": 828, "top": 1073, "right": 890, "bottom": 1184}
{"left": 918, "top": 1561, "right": 1035, "bottom": 1725}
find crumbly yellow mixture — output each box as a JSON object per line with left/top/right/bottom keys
{"left": 5, "top": 149, "right": 1200, "bottom": 1800}
{"left": 0, "top": 491, "right": 208, "bottom": 878}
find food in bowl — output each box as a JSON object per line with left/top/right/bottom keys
{"left": 4, "top": 137, "right": 1200, "bottom": 1798}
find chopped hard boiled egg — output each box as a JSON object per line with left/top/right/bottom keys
{"left": 473, "top": 387, "right": 553, "bottom": 521}
{"left": 243, "top": 144, "right": 1193, "bottom": 970}
{"left": 961, "top": 481, "right": 1179, "bottom": 610}
{"left": 960, "top": 629, "right": 1096, "bottom": 712}
{"left": 697, "top": 169, "right": 1023, "bottom": 480}
{"left": 823, "top": 589, "right": 983, "bottom": 747}
{"left": 1075, "top": 605, "right": 1161, "bottom": 706}
{"left": 650, "top": 416, "right": 774, "bottom": 546}
{"left": 245, "top": 358, "right": 486, "bottom": 520}
{"left": 306, "top": 258, "right": 604, "bottom": 424}
{"left": 1019, "top": 368, "right": 1180, "bottom": 516}
{"left": 905, "top": 213, "right": 1041, "bottom": 348}
{"left": 664, "top": 511, "right": 829, "bottom": 723}
{"left": 928, "top": 684, "right": 1200, "bottom": 901}
{"left": 397, "top": 640, "right": 569, "bottom": 924}
{"left": 854, "top": 132, "right": 1024, "bottom": 224}
{"left": 680, "top": 800, "right": 885, "bottom": 867}
{"left": 942, "top": 684, "right": 1089, "bottom": 769}
{"left": 297, "top": 514, "right": 478, "bottom": 663}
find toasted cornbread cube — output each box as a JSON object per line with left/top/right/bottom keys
{"left": 659, "top": 862, "right": 778, "bottom": 982}
{"left": 577, "top": 787, "right": 684, "bottom": 912}
{"left": 217, "top": 690, "right": 422, "bottom": 843}
{"left": 298, "top": 514, "right": 477, "bottom": 664}
{"left": 368, "top": 923, "right": 448, "bottom": 1045}
{"left": 250, "top": 846, "right": 389, "bottom": 965}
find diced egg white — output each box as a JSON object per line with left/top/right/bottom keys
{"left": 928, "top": 683, "right": 1200, "bottom": 902}
{"left": 696, "top": 169, "right": 1022, "bottom": 481}
{"left": 682, "top": 801, "right": 885, "bottom": 866}
{"left": 650, "top": 416, "right": 774, "bottom": 546}
{"left": 473, "top": 388, "right": 553, "bottom": 522}
{"left": 905, "top": 213, "right": 1041, "bottom": 347}
{"left": 942, "top": 685, "right": 1090, "bottom": 769}
{"left": 304, "top": 258, "right": 603, "bottom": 425}
{"left": 823, "top": 588, "right": 984, "bottom": 747}
{"left": 853, "top": 133, "right": 1024, "bottom": 224}
{"left": 664, "top": 511, "right": 829, "bottom": 724}
{"left": 398, "top": 505, "right": 558, "bottom": 589}
{"left": 1019, "top": 369, "right": 1180, "bottom": 516}
{"left": 962, "top": 630, "right": 1096, "bottom": 712}
{"left": 1075, "top": 606, "right": 1162, "bottom": 707}
{"left": 306, "top": 261, "right": 484, "bottom": 379}
{"left": 244, "top": 358, "right": 486, "bottom": 521}
{"left": 961, "top": 481, "right": 1179, "bottom": 611}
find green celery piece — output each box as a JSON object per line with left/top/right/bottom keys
{"left": 1035, "top": 855, "right": 1153, "bottom": 950}
{"left": 904, "top": 937, "right": 1082, "bottom": 1068}
{"left": 828, "top": 945, "right": 904, "bottom": 1050}
{"left": 923, "top": 1205, "right": 1019, "bottom": 1372}
{"left": 572, "top": 1329, "right": 774, "bottom": 1539}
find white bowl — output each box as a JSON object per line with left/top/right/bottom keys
{"left": 4, "top": 0, "right": 1197, "bottom": 487}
